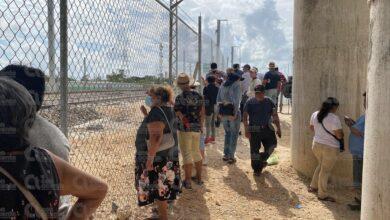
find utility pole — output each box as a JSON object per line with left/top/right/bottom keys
{"left": 159, "top": 43, "right": 164, "bottom": 79}
{"left": 231, "top": 46, "right": 234, "bottom": 65}
{"left": 169, "top": 0, "right": 181, "bottom": 84}
{"left": 47, "top": 0, "right": 56, "bottom": 92}
{"left": 198, "top": 16, "right": 202, "bottom": 93}
{"left": 216, "top": 19, "right": 228, "bottom": 67}
{"left": 211, "top": 39, "right": 214, "bottom": 63}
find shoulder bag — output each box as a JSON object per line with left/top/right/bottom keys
{"left": 146, "top": 107, "right": 175, "bottom": 152}
{"left": 321, "top": 122, "right": 345, "bottom": 152}
{"left": 0, "top": 166, "right": 48, "bottom": 220}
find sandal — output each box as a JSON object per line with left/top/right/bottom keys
{"left": 308, "top": 187, "right": 318, "bottom": 193}
{"left": 318, "top": 196, "right": 336, "bottom": 202}
{"left": 182, "top": 180, "right": 192, "bottom": 190}
{"left": 191, "top": 176, "right": 204, "bottom": 186}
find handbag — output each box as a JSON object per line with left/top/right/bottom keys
{"left": 146, "top": 107, "right": 175, "bottom": 152}
{"left": 0, "top": 166, "right": 48, "bottom": 220}
{"left": 321, "top": 122, "right": 345, "bottom": 152}
{"left": 219, "top": 103, "right": 235, "bottom": 116}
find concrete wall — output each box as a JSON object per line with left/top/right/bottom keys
{"left": 361, "top": 0, "right": 390, "bottom": 219}
{"left": 292, "top": 0, "right": 369, "bottom": 185}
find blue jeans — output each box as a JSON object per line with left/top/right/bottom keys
{"left": 222, "top": 115, "right": 241, "bottom": 158}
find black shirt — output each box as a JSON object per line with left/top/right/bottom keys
{"left": 0, "top": 147, "right": 60, "bottom": 219}
{"left": 203, "top": 84, "right": 219, "bottom": 116}
{"left": 263, "top": 70, "right": 281, "bottom": 90}
{"left": 244, "top": 97, "right": 276, "bottom": 128}
{"left": 174, "top": 90, "right": 203, "bottom": 132}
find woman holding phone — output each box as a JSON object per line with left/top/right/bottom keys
{"left": 308, "top": 97, "right": 344, "bottom": 202}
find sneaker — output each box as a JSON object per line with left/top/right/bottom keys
{"left": 204, "top": 137, "right": 212, "bottom": 145}
{"left": 227, "top": 158, "right": 237, "bottom": 164}
{"left": 222, "top": 156, "right": 229, "bottom": 161}
{"left": 210, "top": 137, "right": 215, "bottom": 142}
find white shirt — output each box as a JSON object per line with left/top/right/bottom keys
{"left": 242, "top": 71, "right": 252, "bottom": 93}
{"left": 310, "top": 111, "right": 342, "bottom": 148}
{"left": 247, "top": 78, "right": 262, "bottom": 98}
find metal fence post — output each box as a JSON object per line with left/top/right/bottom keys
{"left": 198, "top": 15, "right": 202, "bottom": 93}
{"left": 60, "top": 0, "right": 68, "bottom": 137}
{"left": 47, "top": 0, "right": 56, "bottom": 92}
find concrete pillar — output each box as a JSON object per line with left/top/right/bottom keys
{"left": 361, "top": 0, "right": 390, "bottom": 219}
{"left": 292, "top": 0, "right": 369, "bottom": 185}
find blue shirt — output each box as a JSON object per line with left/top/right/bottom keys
{"left": 349, "top": 115, "right": 365, "bottom": 157}
{"left": 263, "top": 70, "right": 281, "bottom": 90}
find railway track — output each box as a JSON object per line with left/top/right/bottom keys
{"left": 41, "top": 89, "right": 146, "bottom": 109}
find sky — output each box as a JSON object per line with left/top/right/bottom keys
{"left": 180, "top": 0, "right": 294, "bottom": 74}
{"left": 0, "top": 0, "right": 294, "bottom": 80}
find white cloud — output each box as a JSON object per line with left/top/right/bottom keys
{"left": 181, "top": 0, "right": 293, "bottom": 74}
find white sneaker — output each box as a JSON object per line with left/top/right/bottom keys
{"left": 202, "top": 157, "right": 208, "bottom": 166}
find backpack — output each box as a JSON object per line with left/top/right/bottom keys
{"left": 283, "top": 82, "right": 292, "bottom": 99}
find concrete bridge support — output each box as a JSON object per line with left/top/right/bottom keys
{"left": 292, "top": 0, "right": 369, "bottom": 185}
{"left": 361, "top": 0, "right": 390, "bottom": 219}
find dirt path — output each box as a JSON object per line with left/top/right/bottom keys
{"left": 120, "top": 113, "right": 360, "bottom": 220}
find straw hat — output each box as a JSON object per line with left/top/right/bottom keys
{"left": 268, "top": 62, "right": 277, "bottom": 69}
{"left": 176, "top": 73, "right": 194, "bottom": 86}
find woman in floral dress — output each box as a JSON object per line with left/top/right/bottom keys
{"left": 135, "top": 86, "right": 181, "bottom": 220}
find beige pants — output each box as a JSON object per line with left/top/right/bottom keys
{"left": 310, "top": 142, "right": 340, "bottom": 199}
{"left": 178, "top": 131, "right": 202, "bottom": 165}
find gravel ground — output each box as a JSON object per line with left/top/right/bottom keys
{"left": 62, "top": 101, "right": 360, "bottom": 220}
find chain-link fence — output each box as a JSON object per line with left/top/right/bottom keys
{"left": 1, "top": 0, "right": 224, "bottom": 218}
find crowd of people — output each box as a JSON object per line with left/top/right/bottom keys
{"left": 0, "top": 60, "right": 364, "bottom": 219}
{"left": 134, "top": 61, "right": 289, "bottom": 219}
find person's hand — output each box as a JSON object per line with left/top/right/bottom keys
{"left": 140, "top": 105, "right": 148, "bottom": 117}
{"left": 277, "top": 129, "right": 282, "bottom": 138}
{"left": 245, "top": 131, "right": 251, "bottom": 139}
{"left": 344, "top": 117, "right": 355, "bottom": 127}
{"left": 146, "top": 157, "right": 154, "bottom": 171}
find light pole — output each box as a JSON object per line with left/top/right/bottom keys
{"left": 216, "top": 19, "right": 228, "bottom": 67}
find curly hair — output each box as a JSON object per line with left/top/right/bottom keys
{"left": 0, "top": 77, "right": 36, "bottom": 151}
{"left": 149, "top": 85, "right": 174, "bottom": 104}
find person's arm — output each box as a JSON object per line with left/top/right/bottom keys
{"left": 243, "top": 111, "right": 250, "bottom": 139}
{"left": 146, "top": 121, "right": 165, "bottom": 170}
{"left": 272, "top": 108, "right": 282, "bottom": 138}
{"left": 140, "top": 105, "right": 148, "bottom": 117}
{"left": 334, "top": 129, "right": 344, "bottom": 139}
{"left": 233, "top": 83, "right": 242, "bottom": 117}
{"left": 262, "top": 74, "right": 269, "bottom": 86}
{"left": 309, "top": 113, "right": 315, "bottom": 131}
{"left": 200, "top": 95, "right": 206, "bottom": 133}
{"left": 350, "top": 127, "right": 364, "bottom": 137}
{"left": 48, "top": 151, "right": 108, "bottom": 220}
{"left": 333, "top": 117, "right": 344, "bottom": 139}
{"left": 174, "top": 97, "right": 184, "bottom": 121}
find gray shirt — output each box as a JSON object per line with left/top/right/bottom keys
{"left": 28, "top": 114, "right": 70, "bottom": 161}
{"left": 217, "top": 81, "right": 242, "bottom": 116}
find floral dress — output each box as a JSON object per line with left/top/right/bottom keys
{"left": 134, "top": 106, "right": 181, "bottom": 206}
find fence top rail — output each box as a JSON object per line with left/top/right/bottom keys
{"left": 154, "top": 0, "right": 198, "bottom": 35}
